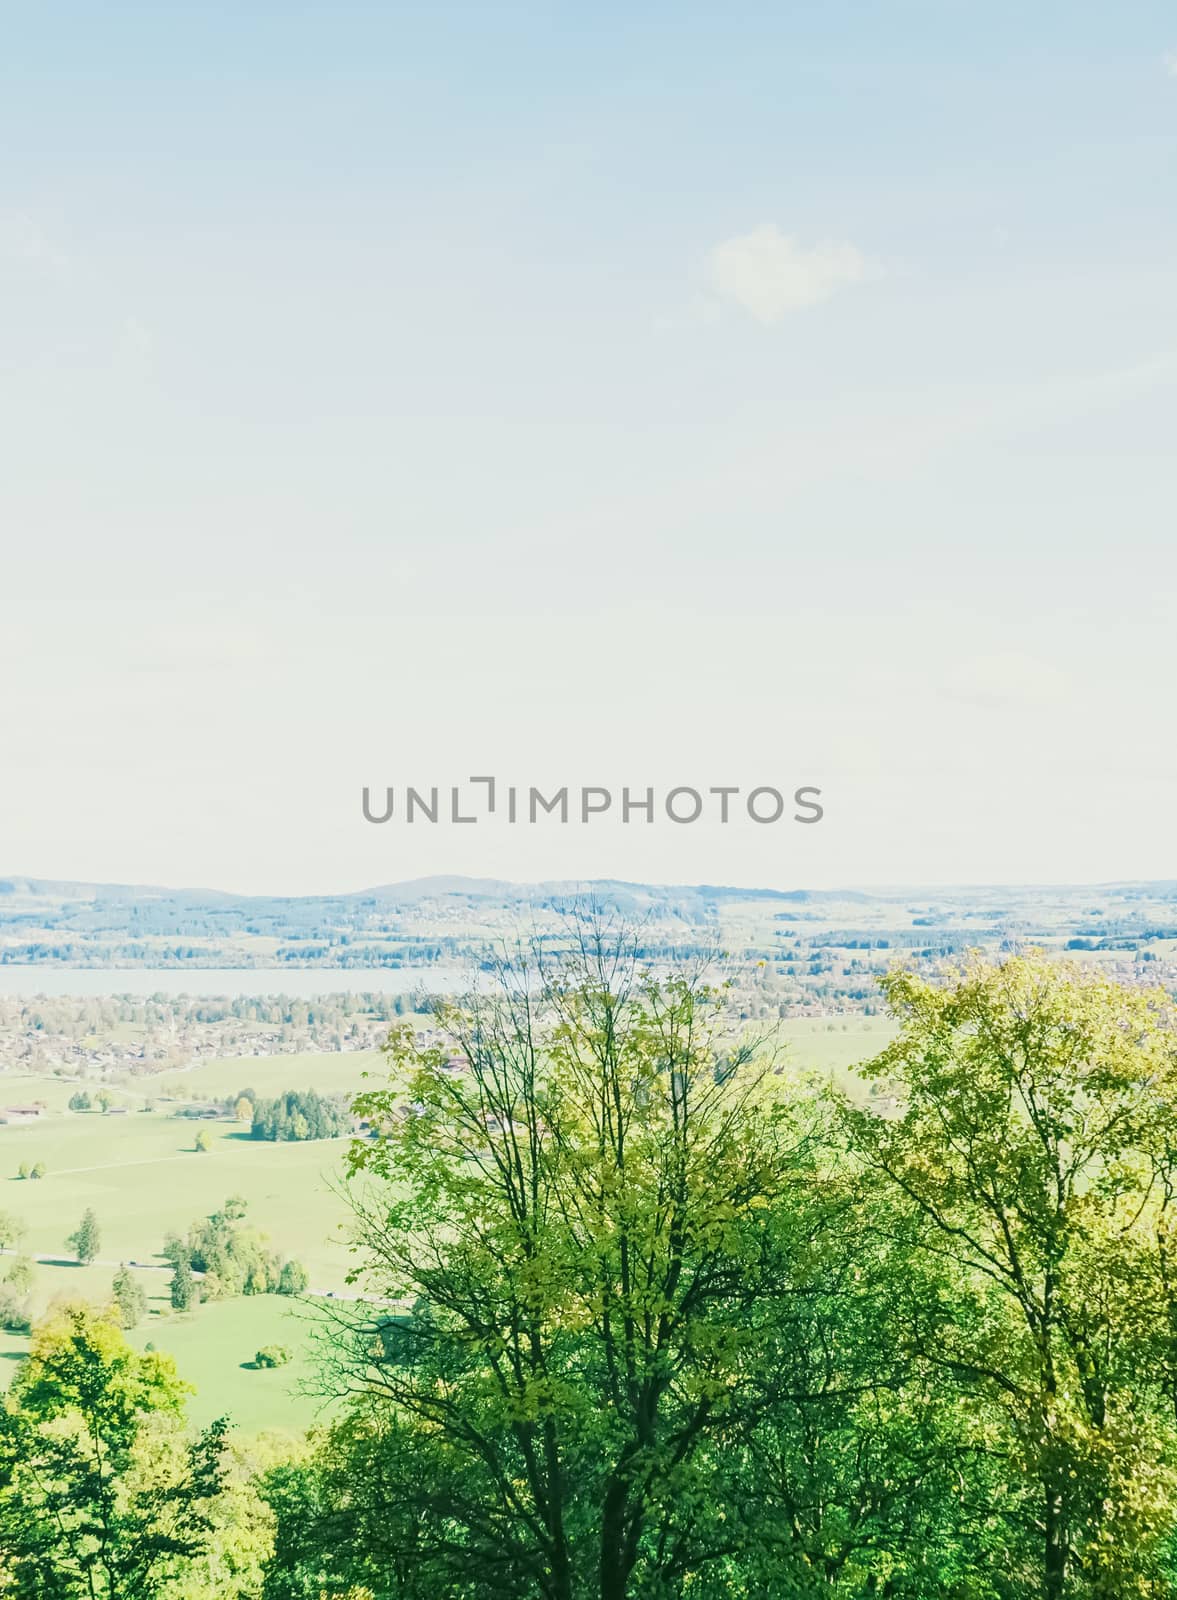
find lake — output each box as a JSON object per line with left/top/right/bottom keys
{"left": 0, "top": 966, "right": 471, "bottom": 999}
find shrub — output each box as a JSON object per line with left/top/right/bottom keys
{"left": 253, "top": 1344, "right": 291, "bottom": 1368}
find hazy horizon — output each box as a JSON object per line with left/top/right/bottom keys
{"left": 4, "top": 866, "right": 1177, "bottom": 901}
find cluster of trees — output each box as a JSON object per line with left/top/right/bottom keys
{"left": 163, "top": 1196, "right": 309, "bottom": 1304}
{"left": 67, "top": 1089, "right": 117, "bottom": 1112}
{"left": 266, "top": 938, "right": 1177, "bottom": 1600}
{"left": 245, "top": 1088, "right": 350, "bottom": 1143}
{"left": 9, "top": 934, "right": 1177, "bottom": 1599}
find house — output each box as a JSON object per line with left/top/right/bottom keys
{"left": 0, "top": 1105, "right": 44, "bottom": 1124}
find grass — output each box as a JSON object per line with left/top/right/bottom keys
{"left": 0, "top": 1048, "right": 394, "bottom": 1433}
{"left": 139, "top": 1048, "right": 386, "bottom": 1104}
{"left": 0, "top": 1074, "right": 140, "bottom": 1114}
{"left": 0, "top": 1112, "right": 356, "bottom": 1292}
{"left": 777, "top": 1015, "right": 896, "bottom": 1083}
{"left": 126, "top": 1294, "right": 333, "bottom": 1434}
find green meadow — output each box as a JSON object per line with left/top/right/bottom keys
{"left": 0, "top": 1114, "right": 355, "bottom": 1291}
{"left": 0, "top": 1024, "right": 894, "bottom": 1434}
{"left": 126, "top": 1295, "right": 333, "bottom": 1435}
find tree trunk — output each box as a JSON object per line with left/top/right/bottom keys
{"left": 599, "top": 1473, "right": 633, "bottom": 1600}
{"left": 1045, "top": 1482, "right": 1067, "bottom": 1600}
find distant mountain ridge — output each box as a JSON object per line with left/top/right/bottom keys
{"left": 3, "top": 873, "right": 1177, "bottom": 972}
{"left": 0, "top": 874, "right": 880, "bottom": 907}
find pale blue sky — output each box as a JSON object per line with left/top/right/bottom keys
{"left": 2, "top": 3, "right": 1176, "bottom": 893}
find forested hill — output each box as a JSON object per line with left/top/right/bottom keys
{"left": 2, "top": 878, "right": 1177, "bottom": 999}
{"left": 0, "top": 874, "right": 879, "bottom": 965}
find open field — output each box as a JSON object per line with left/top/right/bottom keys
{"left": 139, "top": 1047, "right": 386, "bottom": 1103}
{"left": 0, "top": 1113, "right": 355, "bottom": 1292}
{"left": 126, "top": 1295, "right": 332, "bottom": 1434}
{"left": 0, "top": 1073, "right": 145, "bottom": 1114}
{"left": 777, "top": 1015, "right": 895, "bottom": 1076}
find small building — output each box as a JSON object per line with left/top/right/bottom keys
{"left": 0, "top": 1106, "right": 43, "bottom": 1124}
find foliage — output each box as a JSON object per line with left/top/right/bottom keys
{"left": 277, "top": 1259, "right": 309, "bottom": 1296}
{"left": 171, "top": 1260, "right": 199, "bottom": 1313}
{"left": 249, "top": 1088, "right": 348, "bottom": 1143}
{"left": 0, "top": 1284, "right": 32, "bottom": 1334}
{"left": 113, "top": 1265, "right": 149, "bottom": 1329}
{"left": 0, "top": 1303, "right": 230, "bottom": 1598}
{"left": 324, "top": 924, "right": 874, "bottom": 1600}
{"left": 845, "top": 954, "right": 1177, "bottom": 1599}
{"left": 254, "top": 1345, "right": 292, "bottom": 1369}
{"left": 68, "top": 1206, "right": 102, "bottom": 1266}
{"left": 0, "top": 1210, "right": 26, "bottom": 1251}
{"left": 4, "top": 1255, "right": 35, "bottom": 1295}
{"left": 283, "top": 938, "right": 1177, "bottom": 1600}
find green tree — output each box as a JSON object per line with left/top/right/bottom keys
{"left": 194, "top": 1128, "right": 212, "bottom": 1154}
{"left": 170, "top": 1260, "right": 198, "bottom": 1313}
{"left": 846, "top": 953, "right": 1177, "bottom": 1600}
{"left": 0, "top": 1211, "right": 26, "bottom": 1252}
{"left": 5, "top": 1256, "right": 35, "bottom": 1296}
{"left": 0, "top": 1283, "right": 32, "bottom": 1334}
{"left": 330, "top": 927, "right": 838, "bottom": 1600}
{"left": 277, "top": 1259, "right": 309, "bottom": 1296}
{"left": 112, "top": 1265, "right": 148, "bottom": 1330}
{"left": 0, "top": 1304, "right": 229, "bottom": 1598}
{"left": 29, "top": 1162, "right": 45, "bottom": 1180}
{"left": 16, "top": 1162, "right": 28, "bottom": 1181}
{"left": 234, "top": 1096, "right": 253, "bottom": 1124}
{"left": 68, "top": 1090, "right": 92, "bottom": 1113}
{"left": 67, "top": 1208, "right": 101, "bottom": 1267}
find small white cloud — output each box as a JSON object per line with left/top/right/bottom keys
{"left": 1165, "top": 51, "right": 1177, "bottom": 78}
{"left": 943, "top": 652, "right": 1071, "bottom": 711}
{"left": 704, "top": 224, "right": 875, "bottom": 324}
